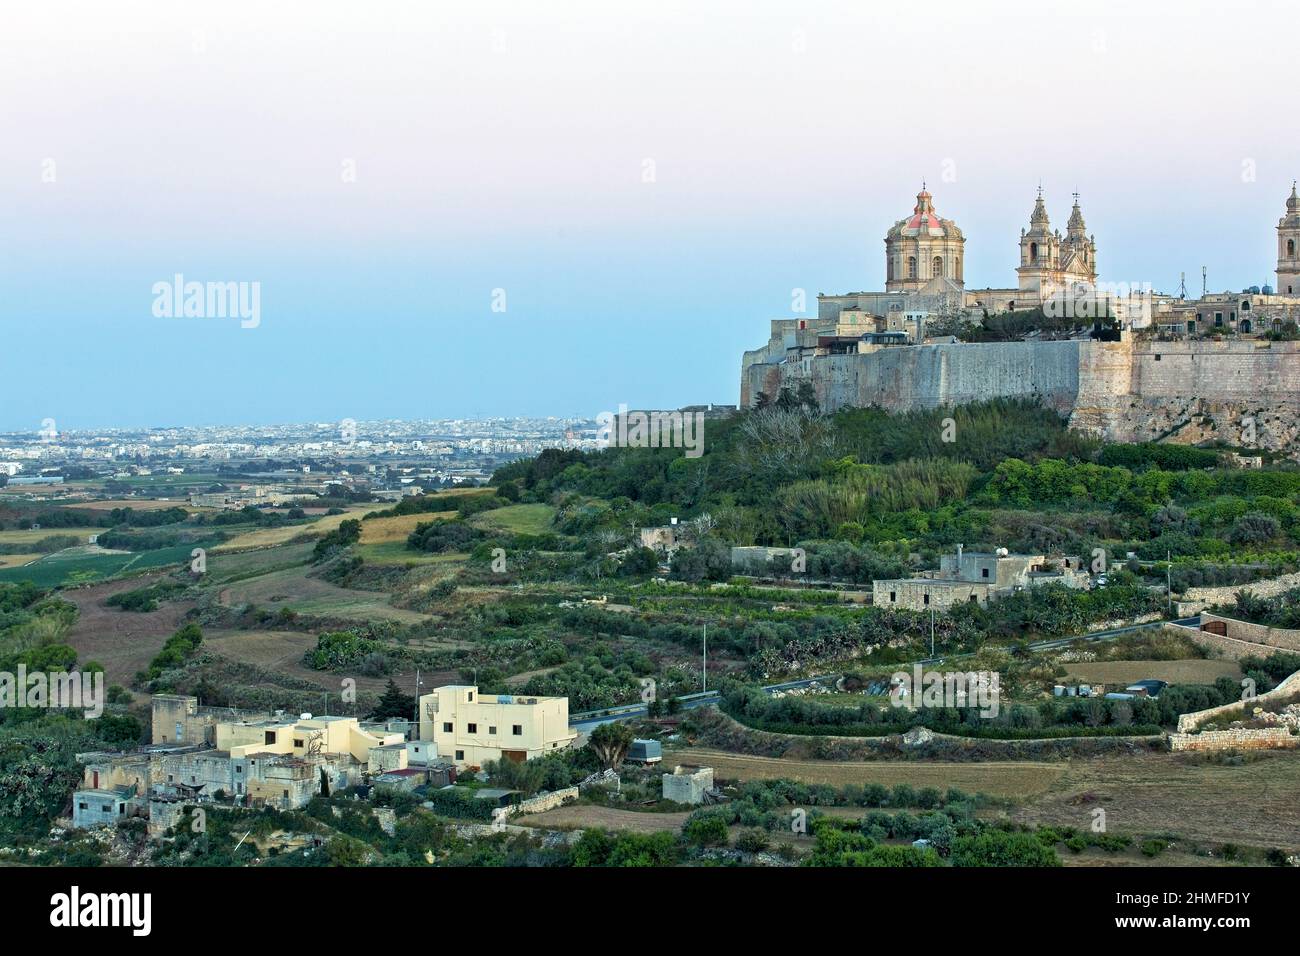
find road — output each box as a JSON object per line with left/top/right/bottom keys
{"left": 568, "top": 614, "right": 1201, "bottom": 731}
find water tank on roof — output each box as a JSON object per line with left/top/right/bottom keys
{"left": 300, "top": 713, "right": 312, "bottom": 720}
{"left": 497, "top": 695, "right": 513, "bottom": 704}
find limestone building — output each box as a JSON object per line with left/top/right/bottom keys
{"left": 1277, "top": 182, "right": 1300, "bottom": 296}
{"left": 1017, "top": 190, "right": 1097, "bottom": 298}
{"left": 884, "top": 187, "right": 965, "bottom": 293}
{"left": 872, "top": 547, "right": 1091, "bottom": 612}
{"left": 418, "top": 684, "right": 577, "bottom": 768}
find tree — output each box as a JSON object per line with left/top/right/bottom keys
{"left": 588, "top": 721, "right": 634, "bottom": 769}
{"left": 369, "top": 679, "right": 416, "bottom": 721}
{"left": 949, "top": 829, "right": 1060, "bottom": 867}
{"left": 1229, "top": 512, "right": 1280, "bottom": 546}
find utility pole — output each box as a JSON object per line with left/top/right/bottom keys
{"left": 1167, "top": 550, "right": 1173, "bottom": 613}
{"left": 702, "top": 624, "right": 708, "bottom": 693}
{"left": 930, "top": 607, "right": 936, "bottom": 659}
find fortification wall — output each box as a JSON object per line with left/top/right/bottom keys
{"left": 1131, "top": 340, "right": 1300, "bottom": 398}
{"left": 744, "top": 340, "right": 1082, "bottom": 415}
{"left": 741, "top": 335, "right": 1300, "bottom": 453}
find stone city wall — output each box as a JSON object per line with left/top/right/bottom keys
{"left": 740, "top": 336, "right": 1300, "bottom": 453}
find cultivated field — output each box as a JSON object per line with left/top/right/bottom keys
{"left": 666, "top": 744, "right": 1300, "bottom": 852}
{"left": 520, "top": 806, "right": 692, "bottom": 833}
{"left": 359, "top": 511, "right": 457, "bottom": 544}
{"left": 662, "top": 747, "right": 1067, "bottom": 798}
{"left": 212, "top": 507, "right": 370, "bottom": 552}
{"left": 215, "top": 564, "right": 426, "bottom": 622}
{"left": 63, "top": 574, "right": 197, "bottom": 691}
{"left": 469, "top": 503, "right": 556, "bottom": 535}
{"left": 0, "top": 527, "right": 102, "bottom": 545}
{"left": 1014, "top": 751, "right": 1300, "bottom": 851}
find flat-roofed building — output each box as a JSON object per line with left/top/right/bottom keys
{"left": 418, "top": 685, "right": 577, "bottom": 769}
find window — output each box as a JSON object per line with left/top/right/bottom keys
{"left": 282, "top": 790, "right": 289, "bottom": 799}
{"left": 467, "top": 723, "right": 477, "bottom": 734}
{"left": 1030, "top": 242, "right": 1038, "bottom": 261}
{"left": 923, "top": 593, "right": 930, "bottom": 605}
{"left": 887, "top": 259, "right": 894, "bottom": 281}
{"left": 489, "top": 726, "right": 497, "bottom": 735}
{"left": 981, "top": 568, "right": 989, "bottom": 578}
{"left": 293, "top": 739, "right": 304, "bottom": 748}
{"left": 455, "top": 750, "right": 465, "bottom": 761}
{"left": 1289, "top": 239, "right": 1295, "bottom": 257}
{"left": 889, "top": 591, "right": 896, "bottom": 603}
{"left": 907, "top": 256, "right": 917, "bottom": 279}
{"left": 264, "top": 731, "right": 276, "bottom": 745}
{"left": 1242, "top": 300, "right": 1251, "bottom": 311}
{"left": 235, "top": 765, "right": 242, "bottom": 774}
{"left": 442, "top": 722, "right": 453, "bottom": 733}
{"left": 468, "top": 691, "right": 474, "bottom": 701}
{"left": 175, "top": 721, "right": 184, "bottom": 740}
{"left": 1154, "top": 354, "right": 1161, "bottom": 361}
{"left": 932, "top": 256, "right": 943, "bottom": 278}
{"left": 78, "top": 803, "right": 87, "bottom": 811}
{"left": 1215, "top": 312, "right": 1223, "bottom": 326}
{"left": 512, "top": 725, "right": 523, "bottom": 736}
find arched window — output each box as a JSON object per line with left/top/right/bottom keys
{"left": 1289, "top": 239, "right": 1296, "bottom": 258}
{"left": 955, "top": 257, "right": 961, "bottom": 280}
{"left": 887, "top": 258, "right": 894, "bottom": 281}
{"left": 907, "top": 257, "right": 917, "bottom": 279}
{"left": 1030, "top": 242, "right": 1039, "bottom": 262}
{"left": 932, "top": 256, "right": 943, "bottom": 278}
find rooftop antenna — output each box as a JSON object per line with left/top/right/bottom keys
{"left": 1178, "top": 272, "right": 1187, "bottom": 300}
{"left": 1202, "top": 266, "right": 1207, "bottom": 297}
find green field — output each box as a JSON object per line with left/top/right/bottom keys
{"left": 469, "top": 503, "right": 556, "bottom": 535}
{"left": 0, "top": 538, "right": 221, "bottom": 587}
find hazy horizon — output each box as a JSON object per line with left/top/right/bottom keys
{"left": 4, "top": 0, "right": 1298, "bottom": 430}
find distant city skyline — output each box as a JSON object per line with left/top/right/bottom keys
{"left": 3, "top": 0, "right": 1297, "bottom": 430}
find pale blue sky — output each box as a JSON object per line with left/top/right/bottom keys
{"left": 2, "top": 0, "right": 1296, "bottom": 429}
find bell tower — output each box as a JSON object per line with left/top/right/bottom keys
{"left": 1017, "top": 187, "right": 1060, "bottom": 296}
{"left": 1277, "top": 182, "right": 1300, "bottom": 296}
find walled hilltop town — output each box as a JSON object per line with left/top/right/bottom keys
{"left": 741, "top": 184, "right": 1300, "bottom": 454}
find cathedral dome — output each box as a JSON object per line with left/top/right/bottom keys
{"left": 889, "top": 188, "right": 962, "bottom": 240}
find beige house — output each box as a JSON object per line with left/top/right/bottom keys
{"left": 873, "top": 546, "right": 1090, "bottom": 611}
{"left": 418, "top": 684, "right": 576, "bottom": 769}
{"left": 216, "top": 713, "right": 403, "bottom": 763}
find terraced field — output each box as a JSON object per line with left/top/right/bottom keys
{"left": 212, "top": 507, "right": 371, "bottom": 552}
{"left": 359, "top": 511, "right": 457, "bottom": 544}
{"left": 469, "top": 503, "right": 556, "bottom": 535}
{"left": 215, "top": 563, "right": 426, "bottom": 623}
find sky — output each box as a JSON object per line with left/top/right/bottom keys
{"left": 2, "top": 0, "right": 1298, "bottom": 430}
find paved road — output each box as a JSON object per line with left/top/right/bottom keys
{"left": 568, "top": 614, "right": 1201, "bottom": 731}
